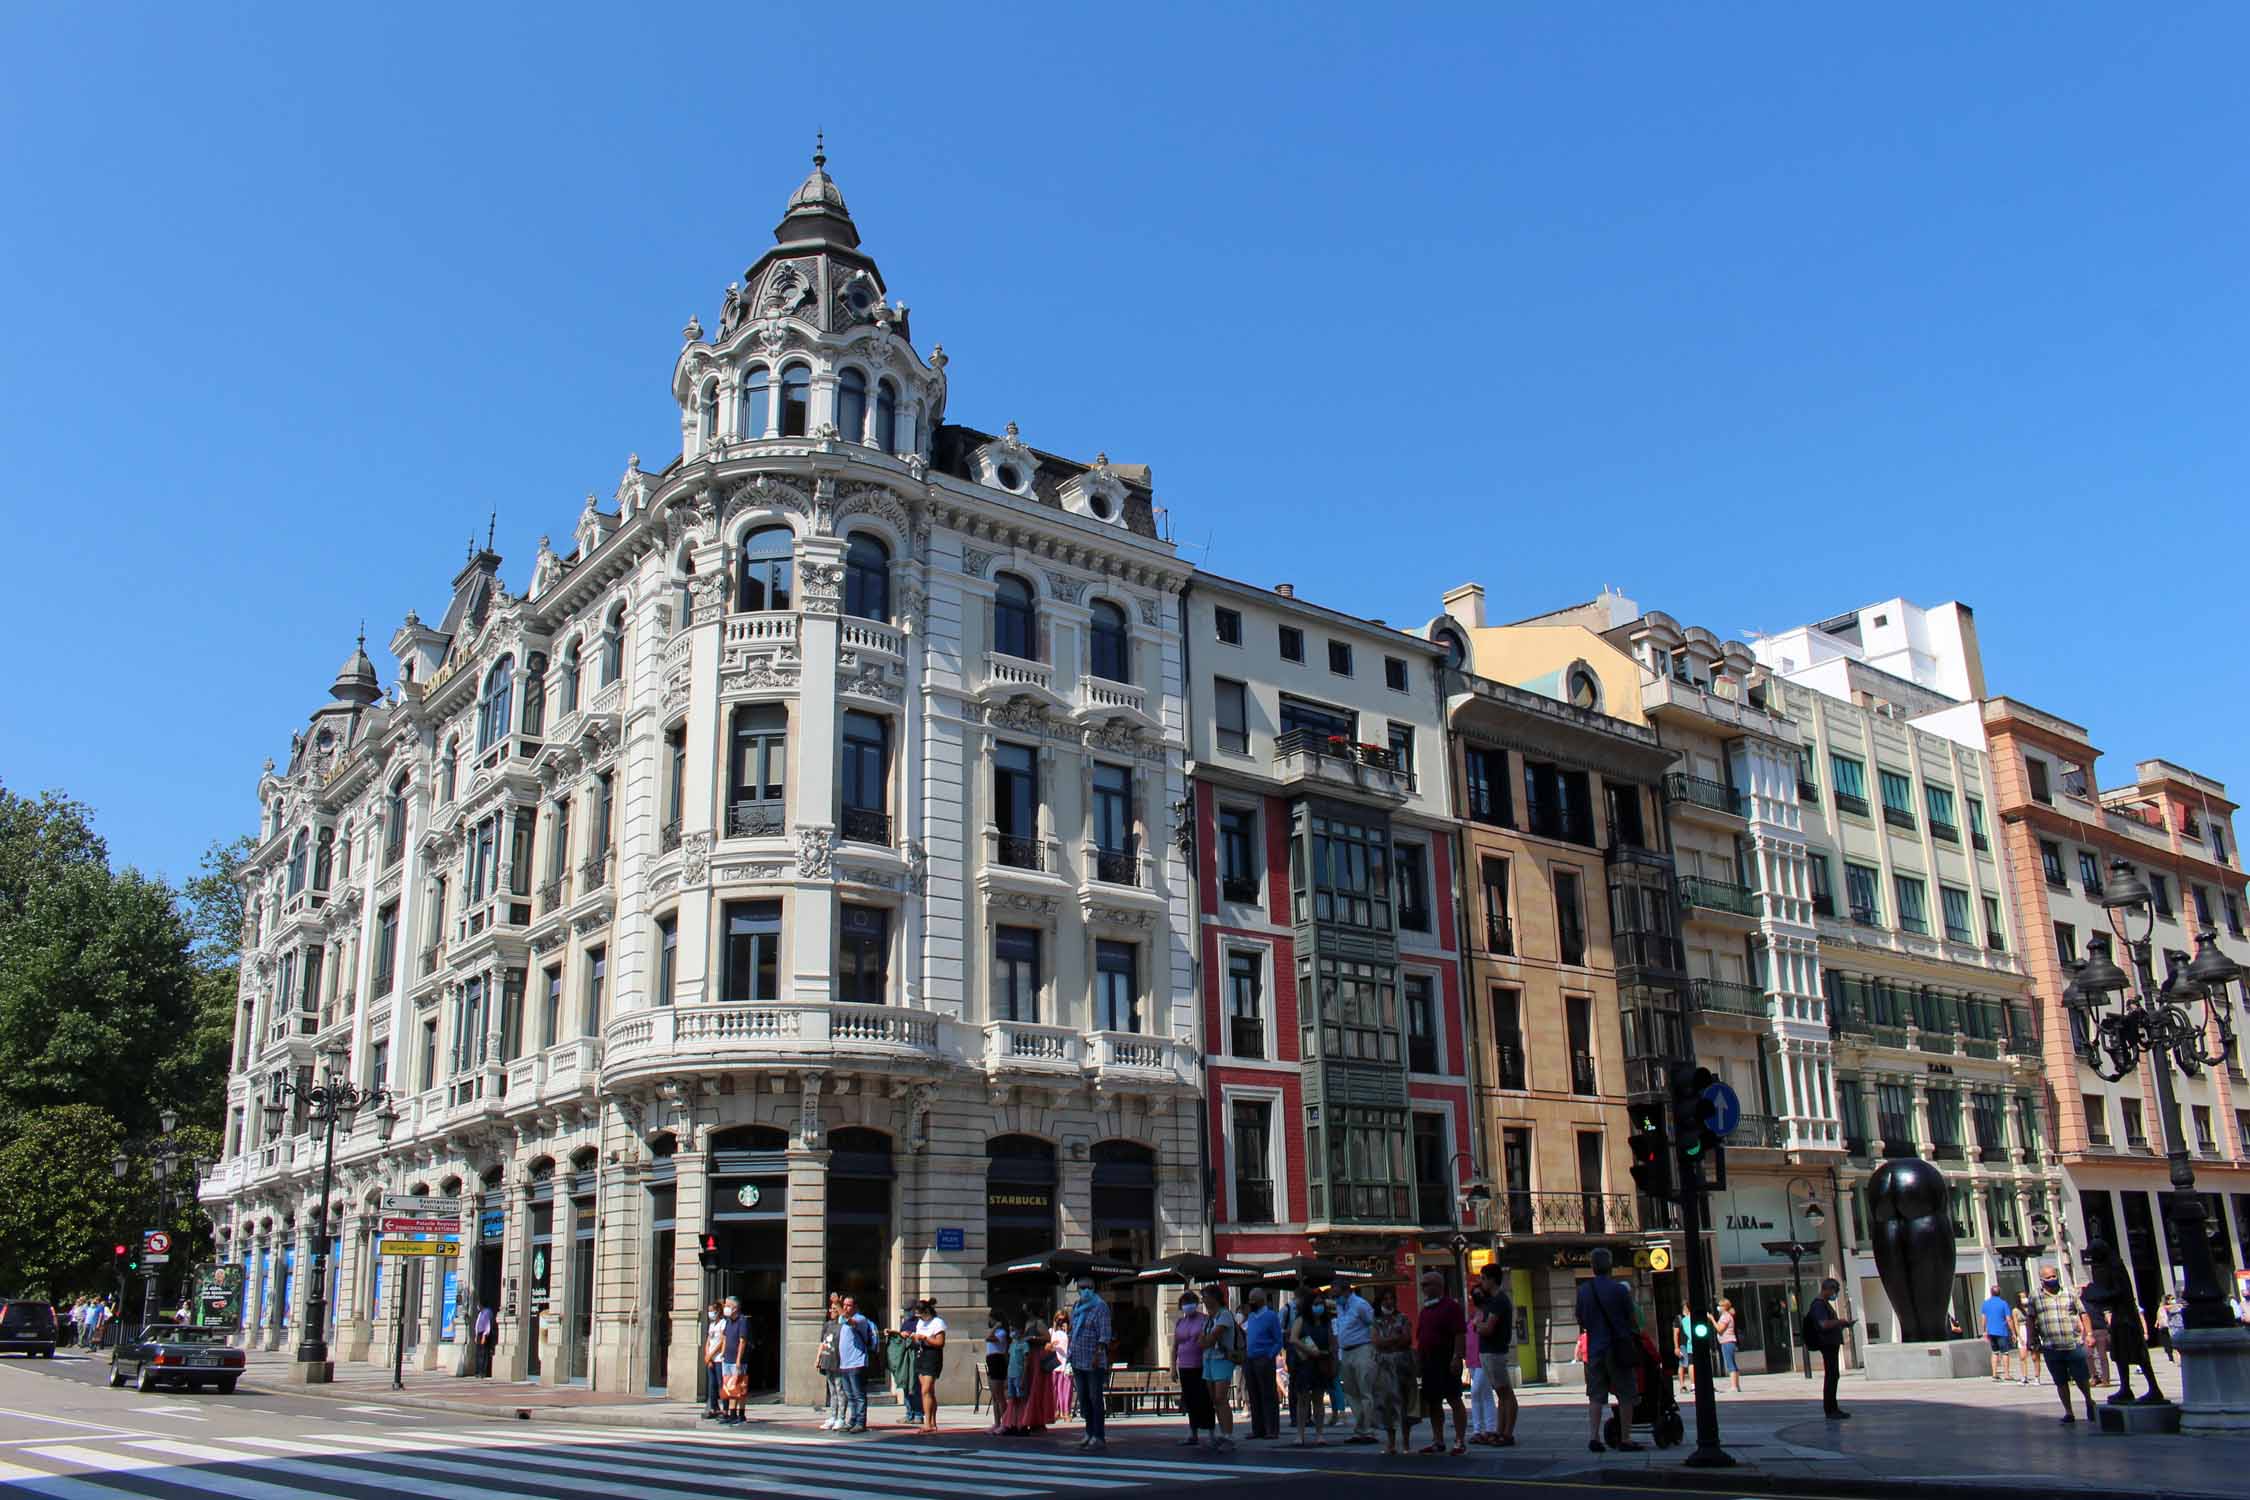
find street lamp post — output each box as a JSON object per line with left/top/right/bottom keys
{"left": 1758, "top": 1175, "right": 1826, "bottom": 1380}
{"left": 264, "top": 1041, "right": 398, "bottom": 1383}
{"left": 111, "top": 1107, "right": 199, "bottom": 1333}
{"left": 2063, "top": 861, "right": 2250, "bottom": 1432}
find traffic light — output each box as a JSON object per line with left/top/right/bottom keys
{"left": 1627, "top": 1100, "right": 1673, "bottom": 1199}
{"left": 696, "top": 1232, "right": 718, "bottom": 1270}
{"left": 1671, "top": 1063, "right": 1721, "bottom": 1164}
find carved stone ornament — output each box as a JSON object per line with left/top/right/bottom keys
{"left": 649, "top": 869, "right": 680, "bottom": 898}
{"left": 906, "top": 1082, "right": 937, "bottom": 1151}
{"left": 796, "top": 825, "right": 835, "bottom": 881}
{"left": 960, "top": 546, "right": 997, "bottom": 580}
{"left": 1138, "top": 596, "right": 1165, "bottom": 628}
{"left": 900, "top": 583, "right": 931, "bottom": 631}
{"left": 991, "top": 892, "right": 1058, "bottom": 917}
{"left": 832, "top": 482, "right": 915, "bottom": 543}
{"left": 799, "top": 561, "right": 844, "bottom": 615}
{"left": 724, "top": 474, "right": 813, "bottom": 528}
{"left": 906, "top": 841, "right": 929, "bottom": 895}
{"left": 1085, "top": 903, "right": 1157, "bottom": 931}
{"left": 529, "top": 929, "right": 565, "bottom": 955}
{"left": 718, "top": 644, "right": 802, "bottom": 696}
{"left": 1042, "top": 570, "right": 1089, "bottom": 606}
{"left": 570, "top": 911, "right": 612, "bottom": 937}
{"left": 839, "top": 651, "right": 903, "bottom": 704}
{"left": 1083, "top": 721, "right": 1158, "bottom": 760}
{"left": 796, "top": 1073, "right": 826, "bottom": 1149}
{"left": 837, "top": 864, "right": 902, "bottom": 892}
{"left": 761, "top": 259, "right": 817, "bottom": 317}
{"left": 681, "top": 831, "right": 712, "bottom": 886}
{"left": 983, "top": 700, "right": 1061, "bottom": 740}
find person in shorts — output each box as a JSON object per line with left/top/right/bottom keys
{"left": 1576, "top": 1248, "right": 1643, "bottom": 1454}
{"left": 1475, "top": 1263, "right": 1518, "bottom": 1445}
{"left": 1413, "top": 1270, "right": 1468, "bottom": 1456}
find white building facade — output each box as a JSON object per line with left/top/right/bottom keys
{"left": 202, "top": 156, "right": 1202, "bottom": 1402}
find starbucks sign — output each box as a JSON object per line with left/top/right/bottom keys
{"left": 736, "top": 1183, "right": 761, "bottom": 1209}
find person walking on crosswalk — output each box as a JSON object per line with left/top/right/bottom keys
{"left": 835, "top": 1294, "right": 878, "bottom": 1434}
{"left": 1068, "top": 1278, "right": 1114, "bottom": 1452}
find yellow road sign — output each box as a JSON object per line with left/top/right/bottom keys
{"left": 1647, "top": 1246, "right": 1672, "bottom": 1272}
{"left": 378, "top": 1239, "right": 461, "bottom": 1258}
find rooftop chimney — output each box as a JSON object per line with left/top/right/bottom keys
{"left": 1275, "top": 583, "right": 1294, "bottom": 598}
{"left": 1442, "top": 582, "right": 1486, "bottom": 630}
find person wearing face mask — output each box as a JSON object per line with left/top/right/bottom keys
{"left": 1288, "top": 1292, "right": 1335, "bottom": 1445}
{"left": 1174, "top": 1291, "right": 1213, "bottom": 1446}
{"left": 1067, "top": 1279, "right": 1113, "bottom": 1452}
{"left": 2029, "top": 1265, "right": 2097, "bottom": 1424}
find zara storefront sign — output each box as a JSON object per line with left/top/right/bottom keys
{"left": 1714, "top": 1184, "right": 1802, "bottom": 1267}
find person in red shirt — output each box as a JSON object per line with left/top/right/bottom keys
{"left": 1411, "top": 1270, "right": 1468, "bottom": 1456}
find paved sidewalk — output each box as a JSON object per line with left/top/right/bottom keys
{"left": 241, "top": 1352, "right": 2246, "bottom": 1498}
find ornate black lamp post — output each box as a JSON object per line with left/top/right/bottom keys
{"left": 1759, "top": 1175, "right": 1826, "bottom": 1379}
{"left": 111, "top": 1108, "right": 200, "bottom": 1330}
{"left": 2063, "top": 858, "right": 2250, "bottom": 1429}
{"left": 263, "top": 1041, "right": 398, "bottom": 1381}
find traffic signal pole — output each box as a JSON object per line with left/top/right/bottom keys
{"left": 1669, "top": 1063, "right": 1736, "bottom": 1469}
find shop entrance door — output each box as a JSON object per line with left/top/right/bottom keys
{"left": 708, "top": 1222, "right": 785, "bottom": 1395}
{"left": 1756, "top": 1283, "right": 1794, "bottom": 1372}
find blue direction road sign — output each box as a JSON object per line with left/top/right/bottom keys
{"left": 1704, "top": 1081, "right": 1743, "bottom": 1138}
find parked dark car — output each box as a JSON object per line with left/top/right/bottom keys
{"left": 108, "top": 1325, "right": 243, "bottom": 1393}
{"left": 0, "top": 1301, "right": 57, "bottom": 1357}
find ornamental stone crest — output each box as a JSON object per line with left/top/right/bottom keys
{"left": 960, "top": 546, "right": 997, "bottom": 580}
{"left": 839, "top": 651, "right": 902, "bottom": 704}
{"left": 719, "top": 644, "right": 801, "bottom": 696}
{"left": 799, "top": 561, "right": 844, "bottom": 615}
{"left": 795, "top": 825, "right": 835, "bottom": 881}
{"left": 906, "top": 841, "right": 929, "bottom": 895}
{"left": 681, "top": 831, "right": 712, "bottom": 886}
{"left": 1042, "top": 570, "right": 1089, "bottom": 606}
{"left": 1138, "top": 596, "right": 1165, "bottom": 628}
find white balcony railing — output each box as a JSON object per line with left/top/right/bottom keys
{"left": 1077, "top": 677, "right": 1147, "bottom": 719}
{"left": 840, "top": 619, "right": 905, "bottom": 658}
{"left": 604, "top": 1002, "right": 943, "bottom": 1079}
{"left": 985, "top": 1021, "right": 1085, "bottom": 1073}
{"left": 982, "top": 651, "right": 1052, "bottom": 693}
{"left": 725, "top": 611, "right": 799, "bottom": 649}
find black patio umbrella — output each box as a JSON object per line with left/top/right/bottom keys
{"left": 979, "top": 1247, "right": 1140, "bottom": 1282}
{"left": 1255, "top": 1256, "right": 1374, "bottom": 1287}
{"left": 1130, "top": 1252, "right": 1265, "bottom": 1286}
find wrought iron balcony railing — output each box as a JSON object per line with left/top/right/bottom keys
{"left": 840, "top": 807, "right": 892, "bottom": 846}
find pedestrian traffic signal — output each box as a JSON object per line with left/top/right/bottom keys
{"left": 1627, "top": 1101, "right": 1673, "bottom": 1199}
{"left": 696, "top": 1232, "right": 718, "bottom": 1270}
{"left": 1670, "top": 1063, "right": 1721, "bottom": 1162}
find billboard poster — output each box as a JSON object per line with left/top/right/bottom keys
{"left": 194, "top": 1264, "right": 245, "bottom": 1328}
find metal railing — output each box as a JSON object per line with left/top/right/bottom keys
{"left": 1834, "top": 791, "right": 1870, "bottom": 817}
{"left": 1882, "top": 804, "right": 1916, "bottom": 831}
{"left": 1664, "top": 772, "right": 1742, "bottom": 817}
{"left": 1569, "top": 1050, "right": 1597, "bottom": 1095}
{"left": 996, "top": 835, "right": 1045, "bottom": 871}
{"left": 1493, "top": 1042, "right": 1526, "bottom": 1091}
{"left": 579, "top": 852, "right": 609, "bottom": 887}
{"left": 1929, "top": 819, "right": 1959, "bottom": 844}
{"left": 726, "top": 801, "right": 784, "bottom": 838}
{"left": 1234, "top": 1180, "right": 1276, "bottom": 1225}
{"left": 1679, "top": 874, "right": 1757, "bottom": 917}
{"left": 840, "top": 807, "right": 892, "bottom": 846}
{"left": 1228, "top": 1017, "right": 1265, "bottom": 1059}
{"left": 1692, "top": 977, "right": 1767, "bottom": 1017}
{"left": 660, "top": 820, "right": 681, "bottom": 853}
{"left": 1273, "top": 727, "right": 1397, "bottom": 772}
{"left": 1731, "top": 1113, "right": 1785, "bottom": 1148}
{"left": 1094, "top": 846, "right": 1140, "bottom": 887}
{"left": 1222, "top": 875, "right": 1259, "bottom": 904}
{"left": 1498, "top": 1190, "right": 1636, "bottom": 1237}
{"left": 1484, "top": 913, "right": 1514, "bottom": 955}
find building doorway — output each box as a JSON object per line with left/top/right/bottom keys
{"left": 526, "top": 1193, "right": 552, "bottom": 1378}
{"left": 826, "top": 1129, "right": 893, "bottom": 1324}
{"left": 1091, "top": 1141, "right": 1157, "bottom": 1366}
{"left": 707, "top": 1125, "right": 790, "bottom": 1396}
{"left": 986, "top": 1136, "right": 1059, "bottom": 1328}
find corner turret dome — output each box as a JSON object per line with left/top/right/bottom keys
{"left": 773, "top": 136, "right": 859, "bottom": 250}
{"left": 330, "top": 632, "right": 382, "bottom": 704}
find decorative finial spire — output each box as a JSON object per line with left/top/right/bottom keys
{"left": 357, "top": 620, "right": 366, "bottom": 649}
{"left": 486, "top": 511, "right": 496, "bottom": 552}
{"left": 813, "top": 130, "right": 826, "bottom": 170}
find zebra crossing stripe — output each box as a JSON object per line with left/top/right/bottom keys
{"left": 21, "top": 1447, "right": 168, "bottom": 1474}
{"left": 496, "top": 1439, "right": 1058, "bottom": 1497}
{"left": 935, "top": 1449, "right": 1299, "bottom": 1479}
{"left": 396, "top": 1441, "right": 965, "bottom": 1500}
{"left": 234, "top": 1455, "right": 560, "bottom": 1500}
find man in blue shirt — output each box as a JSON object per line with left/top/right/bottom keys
{"left": 1331, "top": 1284, "right": 1376, "bottom": 1441}
{"left": 1574, "top": 1248, "right": 1642, "bottom": 1454}
{"left": 1980, "top": 1288, "right": 2014, "bottom": 1380}
{"left": 1239, "top": 1287, "right": 1283, "bottom": 1439}
{"left": 834, "top": 1294, "right": 877, "bottom": 1433}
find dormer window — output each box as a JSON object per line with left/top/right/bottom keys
{"left": 1568, "top": 666, "right": 1601, "bottom": 711}
{"left": 739, "top": 526, "right": 795, "bottom": 613}
{"left": 779, "top": 363, "right": 811, "bottom": 438}
{"left": 996, "top": 463, "right": 1025, "bottom": 492}
{"left": 874, "top": 379, "right": 899, "bottom": 452}
{"left": 837, "top": 367, "right": 868, "bottom": 444}
{"left": 740, "top": 366, "right": 771, "bottom": 438}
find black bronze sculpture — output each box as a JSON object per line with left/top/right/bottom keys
{"left": 1866, "top": 1154, "right": 1955, "bottom": 1343}
{"left": 2081, "top": 1235, "right": 2165, "bottom": 1404}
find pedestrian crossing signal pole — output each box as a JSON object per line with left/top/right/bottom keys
{"left": 1670, "top": 1063, "right": 1736, "bottom": 1469}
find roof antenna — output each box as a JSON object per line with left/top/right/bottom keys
{"left": 487, "top": 511, "right": 497, "bottom": 552}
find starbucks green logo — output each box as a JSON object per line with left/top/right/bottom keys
{"left": 736, "top": 1184, "right": 761, "bottom": 1208}
{"left": 532, "top": 1249, "right": 547, "bottom": 1279}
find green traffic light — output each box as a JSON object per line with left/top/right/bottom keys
{"left": 1694, "top": 1321, "right": 1712, "bottom": 1338}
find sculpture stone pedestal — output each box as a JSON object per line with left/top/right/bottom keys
{"left": 290, "top": 1358, "right": 335, "bottom": 1384}
{"left": 2176, "top": 1325, "right": 2250, "bottom": 1433}
{"left": 2097, "top": 1400, "right": 2181, "bottom": 1436}
{"left": 1860, "top": 1338, "right": 1991, "bottom": 1381}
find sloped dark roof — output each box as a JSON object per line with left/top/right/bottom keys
{"left": 931, "top": 424, "right": 1158, "bottom": 540}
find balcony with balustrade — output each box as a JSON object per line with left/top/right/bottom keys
{"left": 977, "top": 650, "right": 1067, "bottom": 712}
{"left": 979, "top": 827, "right": 1068, "bottom": 903}
{"left": 603, "top": 1001, "right": 945, "bottom": 1088}
{"left": 1076, "top": 675, "right": 1154, "bottom": 731}
{"left": 1678, "top": 874, "right": 1758, "bottom": 922}
{"left": 1495, "top": 1190, "right": 1638, "bottom": 1238}
{"left": 1664, "top": 772, "right": 1745, "bottom": 825}
{"left": 725, "top": 799, "right": 787, "bottom": 840}
{"left": 839, "top": 806, "right": 893, "bottom": 848}
{"left": 1690, "top": 977, "right": 1769, "bottom": 1021}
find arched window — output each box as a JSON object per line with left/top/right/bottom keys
{"left": 697, "top": 382, "right": 719, "bottom": 447}
{"left": 677, "top": 555, "right": 697, "bottom": 631}
{"left": 843, "top": 533, "right": 890, "bottom": 622}
{"left": 836, "top": 367, "right": 868, "bottom": 444}
{"left": 478, "top": 655, "right": 514, "bottom": 751}
{"left": 1089, "top": 600, "right": 1131, "bottom": 683}
{"left": 286, "top": 830, "right": 309, "bottom": 896}
{"left": 993, "top": 572, "right": 1038, "bottom": 660}
{"left": 336, "top": 820, "right": 353, "bottom": 883}
{"left": 874, "top": 379, "right": 899, "bottom": 452}
{"left": 560, "top": 640, "right": 581, "bottom": 713}
{"left": 440, "top": 738, "right": 459, "bottom": 802}
{"left": 740, "top": 366, "right": 770, "bottom": 438}
{"left": 384, "top": 777, "right": 408, "bottom": 864}
{"left": 599, "top": 607, "right": 625, "bottom": 686}
{"left": 521, "top": 659, "right": 546, "bottom": 736}
{"left": 312, "top": 828, "right": 334, "bottom": 892}
{"left": 779, "top": 363, "right": 811, "bottom": 437}
{"left": 739, "top": 526, "right": 795, "bottom": 613}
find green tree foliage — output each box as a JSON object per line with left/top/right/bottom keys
{"left": 0, "top": 1104, "right": 130, "bottom": 1297}
{"left": 174, "top": 835, "right": 257, "bottom": 1123}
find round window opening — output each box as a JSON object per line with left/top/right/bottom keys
{"left": 847, "top": 286, "right": 872, "bottom": 313}
{"left": 1089, "top": 493, "right": 1114, "bottom": 520}
{"left": 1568, "top": 667, "right": 1600, "bottom": 710}
{"left": 996, "top": 464, "right": 1023, "bottom": 492}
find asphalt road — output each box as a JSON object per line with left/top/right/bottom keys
{"left": 0, "top": 1350, "right": 1802, "bottom": 1500}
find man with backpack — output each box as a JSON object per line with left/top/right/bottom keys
{"left": 1803, "top": 1278, "right": 1853, "bottom": 1420}
{"left": 1475, "top": 1263, "right": 1519, "bottom": 1446}
{"left": 834, "top": 1294, "right": 879, "bottom": 1434}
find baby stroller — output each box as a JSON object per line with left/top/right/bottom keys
{"left": 1602, "top": 1330, "right": 1686, "bottom": 1450}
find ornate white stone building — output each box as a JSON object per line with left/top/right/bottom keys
{"left": 201, "top": 153, "right": 1202, "bottom": 1401}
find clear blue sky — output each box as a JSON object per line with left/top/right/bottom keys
{"left": 3, "top": 3, "right": 2244, "bottom": 882}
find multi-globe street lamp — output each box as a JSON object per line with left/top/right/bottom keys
{"left": 111, "top": 1107, "right": 200, "bottom": 1330}
{"left": 262, "top": 1041, "right": 397, "bottom": 1380}
{"left": 2063, "top": 857, "right": 2250, "bottom": 1429}
{"left": 1758, "top": 1175, "right": 1827, "bottom": 1379}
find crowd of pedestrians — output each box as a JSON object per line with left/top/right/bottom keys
{"left": 59, "top": 1296, "right": 117, "bottom": 1348}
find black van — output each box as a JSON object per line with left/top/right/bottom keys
{"left": 0, "top": 1301, "right": 57, "bottom": 1357}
